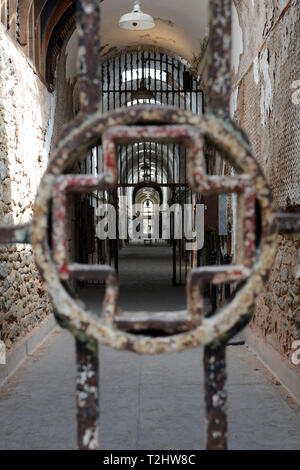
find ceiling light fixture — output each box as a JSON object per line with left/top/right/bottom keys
{"left": 119, "top": 1, "right": 156, "bottom": 31}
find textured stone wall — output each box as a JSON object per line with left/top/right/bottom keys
{"left": 253, "top": 235, "right": 300, "bottom": 357}
{"left": 0, "top": 25, "right": 55, "bottom": 349}
{"left": 231, "top": 0, "right": 300, "bottom": 362}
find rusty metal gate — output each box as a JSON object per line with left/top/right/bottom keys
{"left": 78, "top": 51, "right": 204, "bottom": 284}
{"left": 1, "top": 0, "right": 300, "bottom": 451}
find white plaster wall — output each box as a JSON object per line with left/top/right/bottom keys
{"left": 0, "top": 24, "right": 55, "bottom": 224}
{"left": 0, "top": 25, "right": 55, "bottom": 349}
{"left": 231, "top": 3, "right": 243, "bottom": 78}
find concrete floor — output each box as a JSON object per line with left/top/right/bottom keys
{"left": 0, "top": 245, "right": 300, "bottom": 450}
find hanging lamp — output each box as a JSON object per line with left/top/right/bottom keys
{"left": 119, "top": 1, "right": 156, "bottom": 31}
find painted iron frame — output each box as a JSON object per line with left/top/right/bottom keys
{"left": 0, "top": 0, "right": 299, "bottom": 451}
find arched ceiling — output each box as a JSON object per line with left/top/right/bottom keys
{"left": 43, "top": 0, "right": 210, "bottom": 88}
{"left": 99, "top": 0, "right": 209, "bottom": 65}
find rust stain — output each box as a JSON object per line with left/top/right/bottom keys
{"left": 154, "top": 17, "right": 176, "bottom": 28}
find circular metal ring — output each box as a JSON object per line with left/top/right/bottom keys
{"left": 31, "top": 106, "right": 277, "bottom": 354}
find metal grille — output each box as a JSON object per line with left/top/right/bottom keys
{"left": 78, "top": 51, "right": 204, "bottom": 284}
{"left": 101, "top": 51, "right": 203, "bottom": 114}
{"left": 102, "top": 51, "right": 203, "bottom": 190}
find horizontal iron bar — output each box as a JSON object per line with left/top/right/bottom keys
{"left": 0, "top": 223, "right": 31, "bottom": 244}
{"left": 114, "top": 310, "right": 201, "bottom": 333}
{"left": 68, "top": 263, "right": 117, "bottom": 282}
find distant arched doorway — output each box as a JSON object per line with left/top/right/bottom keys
{"left": 74, "top": 50, "right": 204, "bottom": 286}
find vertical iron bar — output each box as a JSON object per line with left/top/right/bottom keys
{"left": 204, "top": 0, "right": 233, "bottom": 451}
{"left": 113, "top": 56, "right": 116, "bottom": 110}
{"left": 96, "top": 146, "right": 99, "bottom": 266}
{"left": 149, "top": 53, "right": 152, "bottom": 186}
{"left": 76, "top": 0, "right": 101, "bottom": 114}
{"left": 155, "top": 142, "right": 158, "bottom": 183}
{"left": 207, "top": 0, "right": 232, "bottom": 116}
{"left": 204, "top": 343, "right": 227, "bottom": 450}
{"left": 171, "top": 57, "right": 176, "bottom": 186}
{"left": 75, "top": 0, "right": 102, "bottom": 450}
{"left": 173, "top": 223, "right": 176, "bottom": 285}
{"left": 178, "top": 59, "right": 180, "bottom": 109}
{"left": 160, "top": 52, "right": 163, "bottom": 105}
{"left": 223, "top": 253, "right": 231, "bottom": 299}
{"left": 209, "top": 250, "right": 217, "bottom": 312}
{"left": 101, "top": 61, "right": 104, "bottom": 114}
{"left": 125, "top": 53, "right": 128, "bottom": 106}
{"left": 76, "top": 339, "right": 99, "bottom": 450}
{"left": 131, "top": 53, "right": 134, "bottom": 184}
{"left": 125, "top": 54, "right": 128, "bottom": 185}
{"left": 196, "top": 77, "right": 199, "bottom": 115}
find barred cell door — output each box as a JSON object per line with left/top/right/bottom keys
{"left": 79, "top": 51, "right": 204, "bottom": 284}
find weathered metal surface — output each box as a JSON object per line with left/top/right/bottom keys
{"left": 76, "top": 0, "right": 101, "bottom": 113}
{"left": 114, "top": 310, "right": 201, "bottom": 334}
{"left": 76, "top": 338, "right": 99, "bottom": 450}
{"left": 31, "top": 106, "right": 278, "bottom": 355}
{"left": 0, "top": 223, "right": 31, "bottom": 244}
{"left": 207, "top": 0, "right": 232, "bottom": 116}
{"left": 204, "top": 343, "right": 227, "bottom": 450}
{"left": 46, "top": 113, "right": 266, "bottom": 345}
{"left": 52, "top": 175, "right": 114, "bottom": 274}
{"left": 205, "top": 0, "right": 240, "bottom": 451}
{"left": 187, "top": 265, "right": 252, "bottom": 320}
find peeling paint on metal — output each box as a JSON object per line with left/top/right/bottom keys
{"left": 31, "top": 106, "right": 278, "bottom": 355}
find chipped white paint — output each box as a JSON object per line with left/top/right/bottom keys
{"left": 83, "top": 429, "right": 93, "bottom": 447}
{"left": 231, "top": 3, "right": 243, "bottom": 75}
{"left": 42, "top": 90, "right": 56, "bottom": 170}
{"left": 230, "top": 87, "right": 238, "bottom": 119}
{"left": 253, "top": 56, "right": 259, "bottom": 85}
{"left": 0, "top": 25, "right": 54, "bottom": 223}
{"left": 259, "top": 49, "right": 273, "bottom": 127}
{"left": 84, "top": 4, "right": 94, "bottom": 15}
{"left": 212, "top": 393, "right": 221, "bottom": 408}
